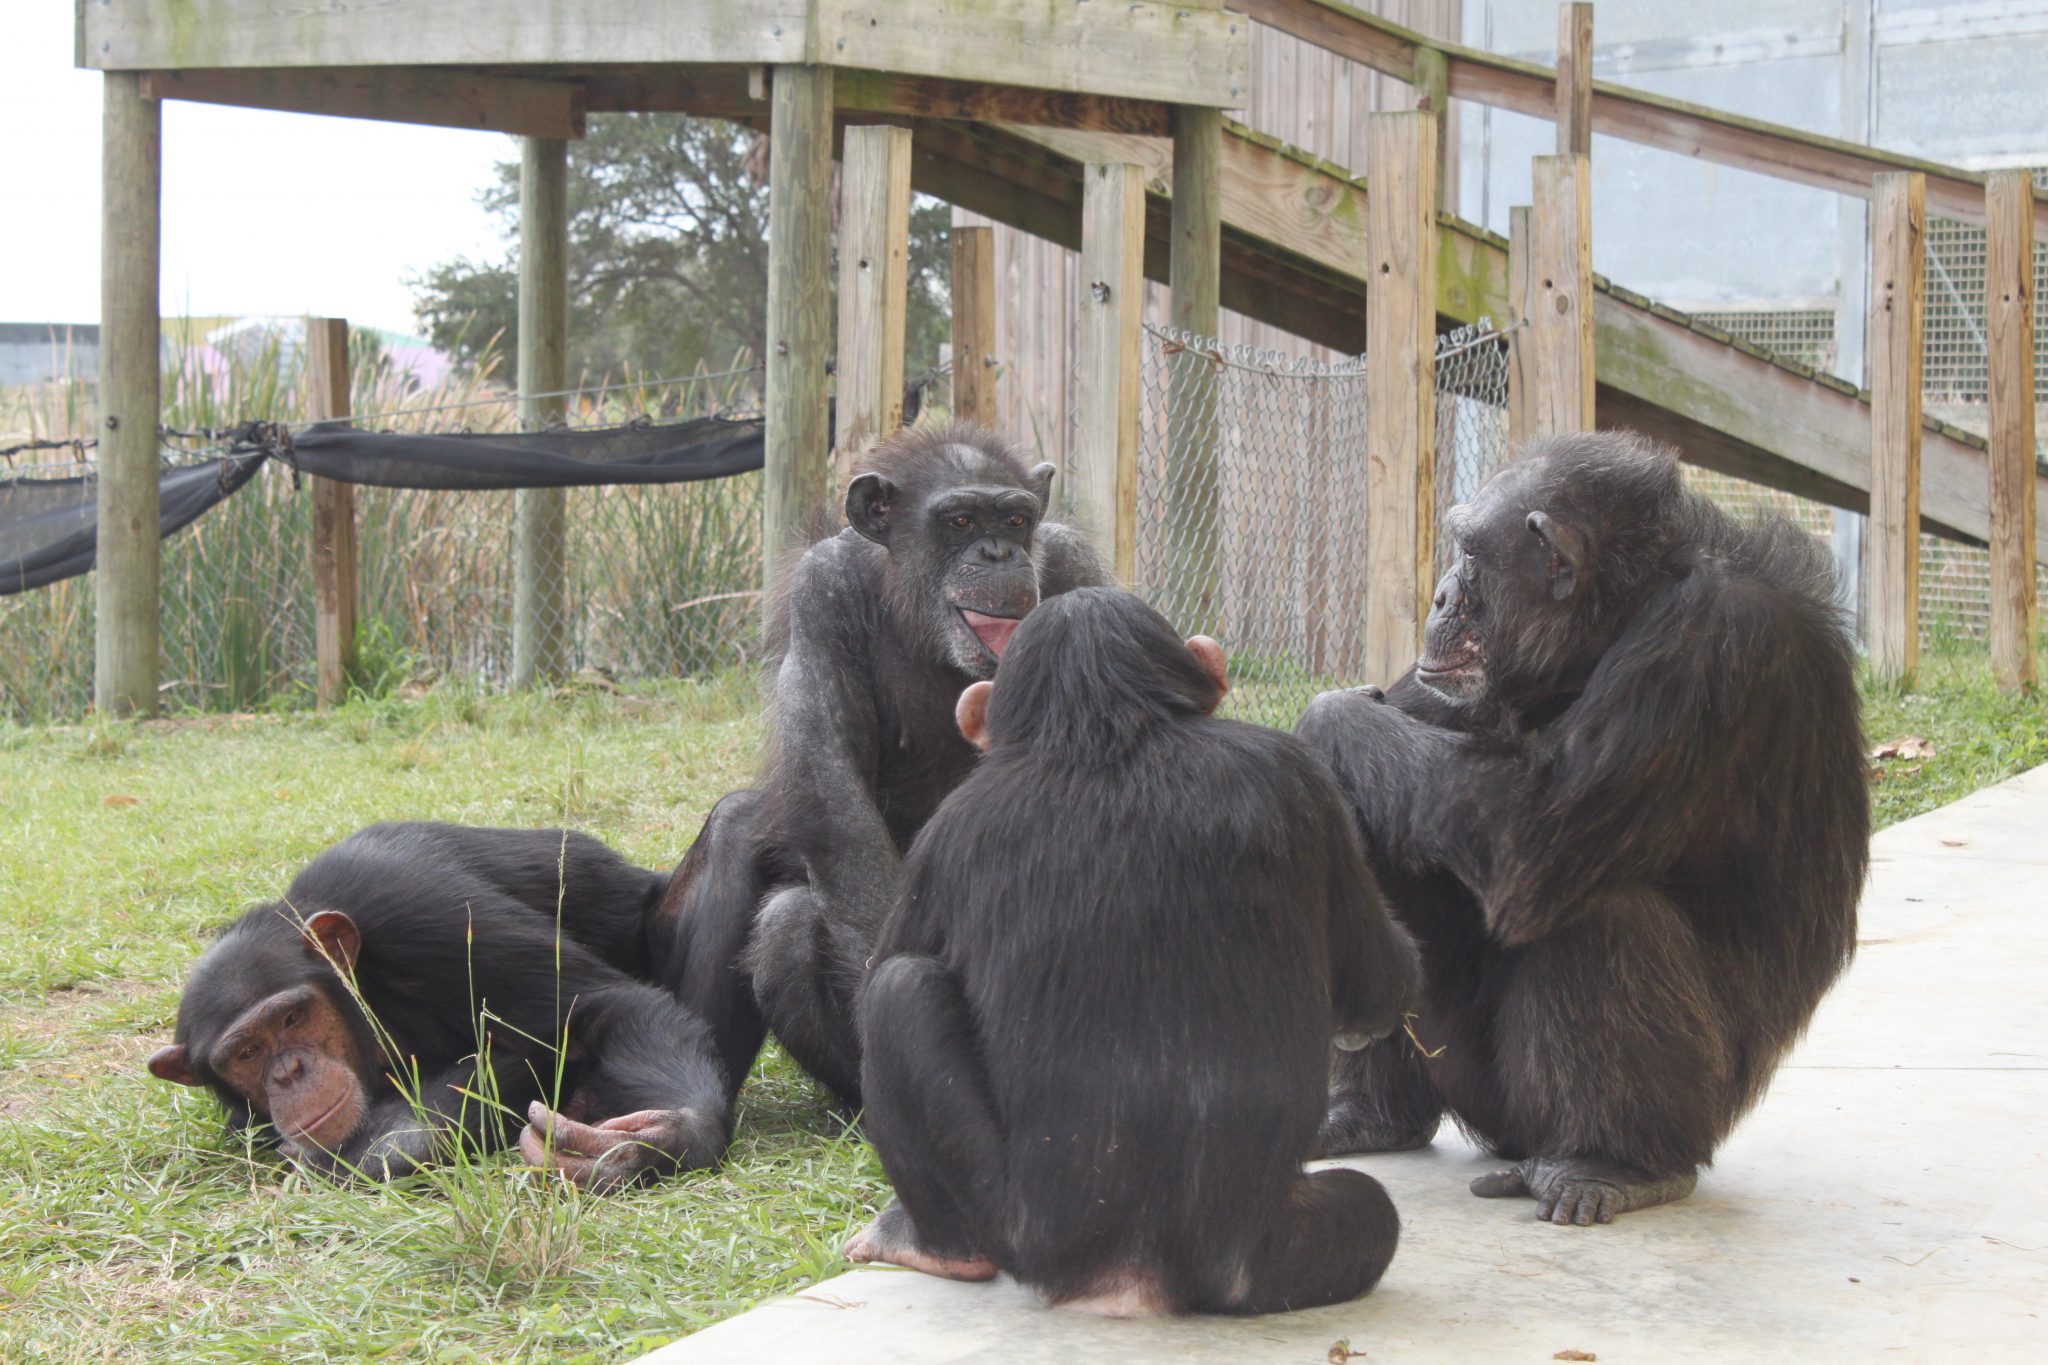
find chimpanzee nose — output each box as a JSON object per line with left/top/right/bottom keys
{"left": 977, "top": 538, "right": 1014, "bottom": 564}
{"left": 271, "top": 1053, "right": 306, "bottom": 1087}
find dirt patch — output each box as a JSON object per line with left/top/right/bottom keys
{"left": 0, "top": 980, "right": 166, "bottom": 1110}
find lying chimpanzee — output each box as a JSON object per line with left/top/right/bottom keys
{"left": 1298, "top": 432, "right": 1867, "bottom": 1225}
{"left": 848, "top": 588, "right": 1420, "bottom": 1316}
{"left": 148, "top": 822, "right": 730, "bottom": 1188}
{"left": 653, "top": 423, "right": 1109, "bottom": 1107}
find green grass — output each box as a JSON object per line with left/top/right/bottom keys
{"left": 0, "top": 647, "right": 2040, "bottom": 1362}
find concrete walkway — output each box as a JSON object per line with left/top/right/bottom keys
{"left": 642, "top": 765, "right": 2048, "bottom": 1364}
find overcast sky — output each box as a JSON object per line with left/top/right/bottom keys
{"left": 3, "top": 3, "right": 510, "bottom": 335}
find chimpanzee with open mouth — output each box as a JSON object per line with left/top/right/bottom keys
{"left": 651, "top": 422, "right": 1109, "bottom": 1107}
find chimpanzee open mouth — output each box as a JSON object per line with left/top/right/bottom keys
{"left": 958, "top": 608, "right": 1025, "bottom": 660}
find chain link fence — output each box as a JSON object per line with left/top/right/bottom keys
{"left": 1132, "top": 320, "right": 1513, "bottom": 727}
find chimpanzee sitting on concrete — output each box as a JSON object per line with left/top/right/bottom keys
{"left": 652, "top": 423, "right": 1108, "bottom": 1108}
{"left": 147, "top": 822, "right": 729, "bottom": 1189}
{"left": 847, "top": 588, "right": 1421, "bottom": 1316}
{"left": 1298, "top": 432, "right": 1867, "bottom": 1225}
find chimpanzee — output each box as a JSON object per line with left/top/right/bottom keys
{"left": 147, "top": 822, "right": 730, "bottom": 1189}
{"left": 651, "top": 422, "right": 1108, "bottom": 1106}
{"left": 845, "top": 588, "right": 1421, "bottom": 1316}
{"left": 1297, "top": 432, "right": 1867, "bottom": 1225}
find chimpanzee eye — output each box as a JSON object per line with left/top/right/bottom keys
{"left": 237, "top": 1044, "right": 258, "bottom": 1062}
{"left": 951, "top": 514, "right": 974, "bottom": 530}
{"left": 283, "top": 1009, "right": 304, "bottom": 1029}
{"left": 1006, "top": 514, "right": 1026, "bottom": 528}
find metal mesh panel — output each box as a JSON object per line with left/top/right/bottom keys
{"left": 1133, "top": 321, "right": 1513, "bottom": 728}
{"left": 1690, "top": 308, "right": 1838, "bottom": 375}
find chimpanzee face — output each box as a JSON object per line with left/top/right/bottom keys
{"left": 1418, "top": 463, "right": 1589, "bottom": 704}
{"left": 847, "top": 448, "right": 1058, "bottom": 679}
{"left": 147, "top": 909, "right": 373, "bottom": 1156}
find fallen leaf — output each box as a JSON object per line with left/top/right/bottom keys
{"left": 1871, "top": 736, "right": 1937, "bottom": 761}
{"left": 1328, "top": 1343, "right": 1366, "bottom": 1364}
{"left": 1554, "top": 1353, "right": 1597, "bottom": 1362}
{"left": 102, "top": 794, "right": 140, "bottom": 807}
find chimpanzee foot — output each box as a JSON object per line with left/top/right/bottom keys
{"left": 844, "top": 1201, "right": 997, "bottom": 1281}
{"left": 519, "top": 1102, "right": 718, "bottom": 1190}
{"left": 1314, "top": 1099, "right": 1440, "bottom": 1158}
{"left": 1470, "top": 1157, "right": 1698, "bottom": 1225}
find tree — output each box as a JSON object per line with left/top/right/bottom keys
{"left": 413, "top": 114, "right": 953, "bottom": 391}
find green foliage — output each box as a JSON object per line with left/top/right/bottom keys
{"left": 412, "top": 115, "right": 954, "bottom": 384}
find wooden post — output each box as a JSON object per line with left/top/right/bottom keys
{"left": 95, "top": 72, "right": 161, "bottom": 718}
{"left": 1411, "top": 46, "right": 1453, "bottom": 212}
{"left": 950, "top": 226, "right": 997, "bottom": 425}
{"left": 1075, "top": 161, "right": 1145, "bottom": 583}
{"left": 1506, "top": 204, "right": 1534, "bottom": 452}
{"left": 1867, "top": 172, "right": 1926, "bottom": 686}
{"left": 306, "top": 318, "right": 358, "bottom": 706}
{"left": 1364, "top": 111, "right": 1440, "bottom": 686}
{"left": 764, "top": 64, "right": 835, "bottom": 585}
{"left": 513, "top": 136, "right": 571, "bottom": 688}
{"left": 1527, "top": 156, "right": 1595, "bottom": 437}
{"left": 1986, "top": 169, "right": 2038, "bottom": 691}
{"left": 1167, "top": 104, "right": 1223, "bottom": 632}
{"left": 1556, "top": 3, "right": 1594, "bottom": 158}
{"left": 832, "top": 125, "right": 913, "bottom": 489}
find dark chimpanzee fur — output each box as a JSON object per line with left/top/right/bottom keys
{"left": 652, "top": 422, "right": 1108, "bottom": 1107}
{"left": 846, "top": 588, "right": 1420, "bottom": 1316}
{"left": 1297, "top": 432, "right": 1868, "bottom": 1225}
{"left": 148, "top": 823, "right": 730, "bottom": 1189}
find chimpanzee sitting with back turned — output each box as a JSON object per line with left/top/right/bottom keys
{"left": 652, "top": 423, "right": 1107, "bottom": 1107}
{"left": 147, "top": 823, "right": 730, "bottom": 1188}
{"left": 1297, "top": 432, "right": 1867, "bottom": 1225}
{"left": 848, "top": 588, "right": 1421, "bottom": 1316}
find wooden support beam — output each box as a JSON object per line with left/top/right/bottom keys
{"left": 1230, "top": 0, "right": 2048, "bottom": 241}
{"left": 1411, "top": 46, "right": 1452, "bottom": 212}
{"left": 1985, "top": 169, "right": 2039, "bottom": 691}
{"left": 1506, "top": 204, "right": 1533, "bottom": 452}
{"left": 832, "top": 125, "right": 914, "bottom": 490}
{"left": 1555, "top": 4, "right": 1593, "bottom": 157}
{"left": 1867, "top": 172, "right": 1927, "bottom": 686}
{"left": 1527, "top": 155, "right": 1594, "bottom": 437}
{"left": 139, "top": 67, "right": 585, "bottom": 139}
{"left": 950, "top": 226, "right": 998, "bottom": 425}
{"left": 1364, "top": 111, "right": 1440, "bottom": 685}
{"left": 764, "top": 64, "right": 836, "bottom": 588}
{"left": 512, "top": 136, "right": 571, "bottom": 688}
{"left": 306, "top": 318, "right": 358, "bottom": 707}
{"left": 1166, "top": 105, "right": 1223, "bottom": 634}
{"left": 1075, "top": 162, "right": 1145, "bottom": 583}
{"left": 834, "top": 71, "right": 1172, "bottom": 135}
{"left": 95, "top": 71, "right": 160, "bottom": 719}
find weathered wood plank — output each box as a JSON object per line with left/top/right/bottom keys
{"left": 1527, "top": 154, "right": 1594, "bottom": 436}
{"left": 1075, "top": 162, "right": 1145, "bottom": 582}
{"left": 95, "top": 70, "right": 161, "bottom": 718}
{"left": 1411, "top": 46, "right": 1451, "bottom": 212}
{"left": 513, "top": 137, "right": 572, "bottom": 688}
{"left": 139, "top": 67, "right": 585, "bottom": 139}
{"left": 1165, "top": 105, "right": 1223, "bottom": 635}
{"left": 306, "top": 317, "right": 358, "bottom": 708}
{"left": 950, "top": 226, "right": 998, "bottom": 425}
{"left": 815, "top": 0, "right": 1246, "bottom": 108}
{"left": 1364, "top": 111, "right": 1440, "bottom": 685}
{"left": 1231, "top": 0, "right": 2048, "bottom": 240}
{"left": 764, "top": 65, "right": 836, "bottom": 586}
{"left": 1985, "top": 169, "right": 2039, "bottom": 691}
{"left": 1868, "top": 173, "right": 1926, "bottom": 685}
{"left": 1506, "top": 204, "right": 1533, "bottom": 453}
{"left": 1555, "top": 3, "right": 1591, "bottom": 157}
{"left": 833, "top": 125, "right": 914, "bottom": 490}
{"left": 834, "top": 70, "right": 1171, "bottom": 135}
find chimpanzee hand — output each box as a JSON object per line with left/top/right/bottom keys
{"left": 519, "top": 1101, "right": 713, "bottom": 1191}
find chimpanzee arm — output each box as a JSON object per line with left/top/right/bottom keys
{"left": 1480, "top": 572, "right": 1769, "bottom": 945}
{"left": 768, "top": 541, "right": 898, "bottom": 933}
{"left": 1319, "top": 788, "right": 1423, "bottom": 1046}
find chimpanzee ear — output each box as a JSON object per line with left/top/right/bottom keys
{"left": 147, "top": 1043, "right": 203, "bottom": 1087}
{"left": 846, "top": 473, "right": 898, "bottom": 546}
{"left": 1185, "top": 635, "right": 1229, "bottom": 710}
{"left": 1027, "top": 462, "right": 1056, "bottom": 510}
{"left": 955, "top": 680, "right": 995, "bottom": 752}
{"left": 1526, "top": 510, "right": 1588, "bottom": 602}
{"left": 303, "top": 910, "right": 362, "bottom": 975}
